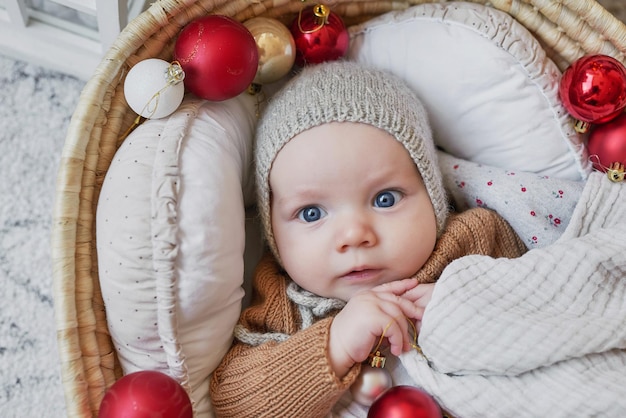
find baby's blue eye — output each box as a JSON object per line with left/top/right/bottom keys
{"left": 374, "top": 190, "right": 402, "bottom": 208}
{"left": 298, "top": 206, "right": 326, "bottom": 222}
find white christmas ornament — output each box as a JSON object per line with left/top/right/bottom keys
{"left": 124, "top": 58, "right": 185, "bottom": 119}
{"left": 350, "top": 365, "right": 392, "bottom": 406}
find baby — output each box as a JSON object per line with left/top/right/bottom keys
{"left": 210, "top": 60, "right": 526, "bottom": 417}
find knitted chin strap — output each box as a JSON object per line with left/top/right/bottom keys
{"left": 233, "top": 281, "right": 346, "bottom": 346}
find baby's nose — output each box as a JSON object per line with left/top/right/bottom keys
{"left": 335, "top": 213, "right": 377, "bottom": 251}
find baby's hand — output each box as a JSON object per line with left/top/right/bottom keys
{"left": 402, "top": 282, "right": 435, "bottom": 320}
{"left": 328, "top": 278, "right": 421, "bottom": 378}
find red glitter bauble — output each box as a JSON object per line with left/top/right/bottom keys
{"left": 174, "top": 15, "right": 258, "bottom": 101}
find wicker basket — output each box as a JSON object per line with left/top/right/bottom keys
{"left": 51, "top": 0, "right": 626, "bottom": 416}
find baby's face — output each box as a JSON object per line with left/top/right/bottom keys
{"left": 269, "top": 122, "right": 437, "bottom": 301}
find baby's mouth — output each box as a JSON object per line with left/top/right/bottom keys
{"left": 341, "top": 267, "right": 382, "bottom": 281}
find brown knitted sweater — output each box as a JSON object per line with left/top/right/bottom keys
{"left": 209, "top": 208, "right": 527, "bottom": 418}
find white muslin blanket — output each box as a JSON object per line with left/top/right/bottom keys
{"left": 334, "top": 169, "right": 626, "bottom": 417}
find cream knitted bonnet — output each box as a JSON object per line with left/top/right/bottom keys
{"left": 255, "top": 61, "right": 448, "bottom": 262}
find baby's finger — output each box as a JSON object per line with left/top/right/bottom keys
{"left": 403, "top": 283, "right": 435, "bottom": 307}
{"left": 375, "top": 290, "right": 425, "bottom": 320}
{"left": 382, "top": 315, "right": 413, "bottom": 356}
{"left": 372, "top": 278, "right": 419, "bottom": 296}
{"left": 370, "top": 299, "right": 416, "bottom": 353}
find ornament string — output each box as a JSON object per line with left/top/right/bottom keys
{"left": 247, "top": 83, "right": 267, "bottom": 119}
{"left": 119, "top": 61, "right": 186, "bottom": 142}
{"left": 297, "top": 3, "right": 329, "bottom": 34}
{"left": 118, "top": 116, "right": 145, "bottom": 143}
{"left": 366, "top": 320, "right": 454, "bottom": 418}
{"left": 589, "top": 155, "right": 625, "bottom": 182}
{"left": 368, "top": 316, "right": 421, "bottom": 368}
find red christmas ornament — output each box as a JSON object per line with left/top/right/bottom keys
{"left": 367, "top": 385, "right": 442, "bottom": 418}
{"left": 559, "top": 54, "right": 626, "bottom": 124}
{"left": 99, "top": 370, "right": 193, "bottom": 418}
{"left": 290, "top": 4, "right": 349, "bottom": 66}
{"left": 588, "top": 111, "right": 626, "bottom": 171}
{"left": 174, "top": 15, "right": 259, "bottom": 101}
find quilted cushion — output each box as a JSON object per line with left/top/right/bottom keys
{"left": 347, "top": 1, "right": 590, "bottom": 180}
{"left": 96, "top": 93, "right": 260, "bottom": 417}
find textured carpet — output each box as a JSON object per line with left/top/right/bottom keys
{"left": 0, "top": 55, "right": 84, "bottom": 416}
{"left": 0, "top": 1, "right": 624, "bottom": 416}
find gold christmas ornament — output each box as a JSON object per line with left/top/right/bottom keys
{"left": 244, "top": 17, "right": 296, "bottom": 85}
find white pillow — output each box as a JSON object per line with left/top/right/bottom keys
{"left": 96, "top": 93, "right": 260, "bottom": 417}
{"left": 347, "top": 1, "right": 590, "bottom": 180}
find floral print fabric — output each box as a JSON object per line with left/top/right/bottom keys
{"left": 438, "top": 151, "right": 585, "bottom": 248}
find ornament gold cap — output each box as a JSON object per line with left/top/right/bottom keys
{"left": 313, "top": 4, "right": 330, "bottom": 22}
{"left": 608, "top": 162, "right": 625, "bottom": 182}
{"left": 574, "top": 119, "right": 590, "bottom": 133}
{"left": 589, "top": 155, "right": 626, "bottom": 183}
{"left": 368, "top": 351, "right": 386, "bottom": 368}
{"left": 298, "top": 4, "right": 330, "bottom": 34}
{"left": 165, "top": 61, "right": 185, "bottom": 85}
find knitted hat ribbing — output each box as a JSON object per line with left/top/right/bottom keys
{"left": 255, "top": 61, "right": 448, "bottom": 263}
